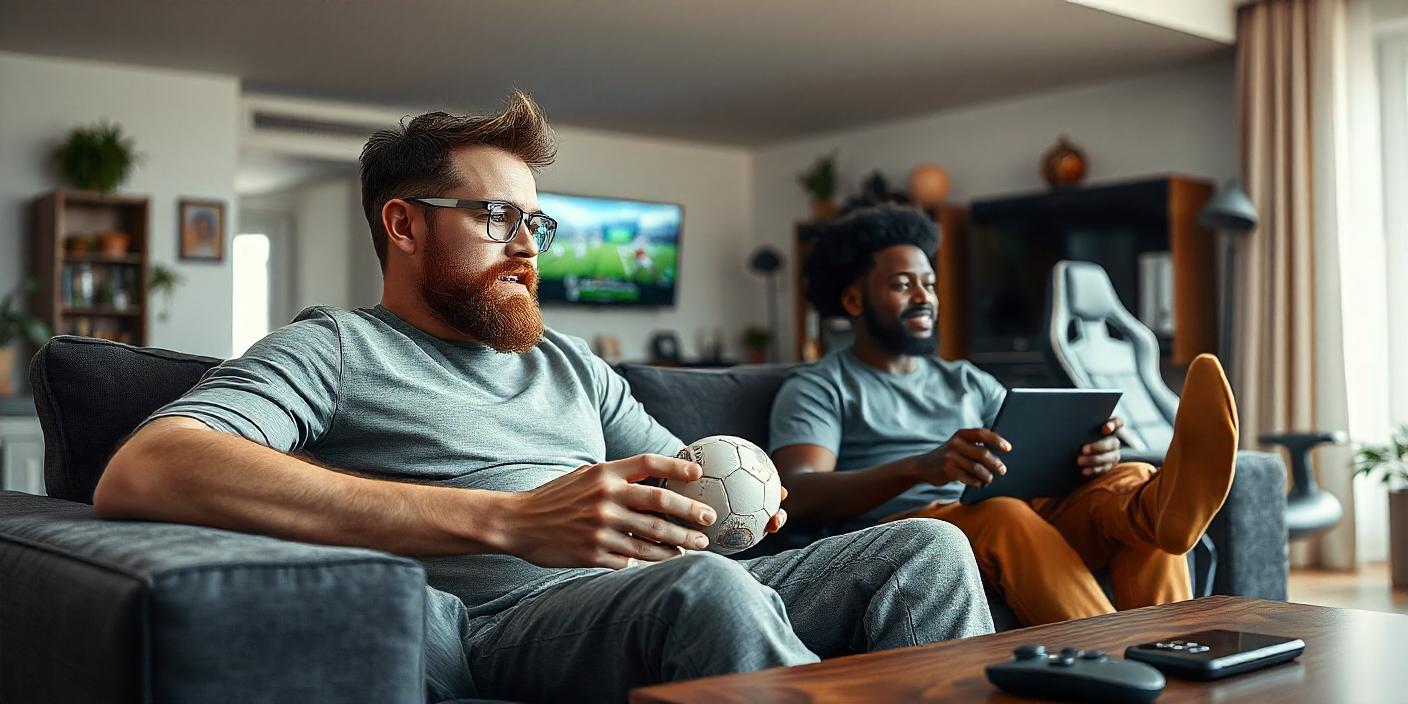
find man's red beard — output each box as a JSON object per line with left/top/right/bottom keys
{"left": 421, "top": 230, "right": 543, "bottom": 354}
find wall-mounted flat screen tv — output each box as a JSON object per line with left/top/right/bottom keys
{"left": 535, "top": 192, "right": 683, "bottom": 306}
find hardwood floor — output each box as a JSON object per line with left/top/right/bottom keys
{"left": 1289, "top": 561, "right": 1408, "bottom": 614}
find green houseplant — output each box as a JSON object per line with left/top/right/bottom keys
{"left": 0, "top": 279, "right": 52, "bottom": 397}
{"left": 54, "top": 121, "right": 140, "bottom": 194}
{"left": 1354, "top": 425, "right": 1408, "bottom": 588}
{"left": 149, "top": 263, "right": 184, "bottom": 322}
{"left": 742, "top": 325, "right": 771, "bottom": 365}
{"left": 797, "top": 151, "right": 838, "bottom": 220}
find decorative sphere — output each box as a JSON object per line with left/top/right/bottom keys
{"left": 1041, "top": 136, "right": 1088, "bottom": 188}
{"left": 907, "top": 164, "right": 951, "bottom": 206}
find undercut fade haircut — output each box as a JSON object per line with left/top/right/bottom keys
{"left": 359, "top": 90, "right": 558, "bottom": 272}
{"left": 802, "top": 206, "right": 939, "bottom": 318}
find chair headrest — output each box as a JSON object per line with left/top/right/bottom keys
{"left": 1060, "top": 261, "right": 1127, "bottom": 321}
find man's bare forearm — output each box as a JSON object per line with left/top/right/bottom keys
{"left": 94, "top": 417, "right": 513, "bottom": 556}
{"left": 782, "top": 458, "right": 920, "bottom": 528}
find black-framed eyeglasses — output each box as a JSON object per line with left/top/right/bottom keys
{"left": 407, "top": 197, "right": 557, "bottom": 252}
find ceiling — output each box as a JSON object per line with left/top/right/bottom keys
{"left": 0, "top": 0, "right": 1230, "bottom": 146}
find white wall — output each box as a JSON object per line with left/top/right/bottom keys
{"left": 291, "top": 177, "right": 356, "bottom": 310}
{"left": 751, "top": 57, "right": 1238, "bottom": 358}
{"left": 241, "top": 173, "right": 376, "bottom": 324}
{"left": 536, "top": 129, "right": 754, "bottom": 361}
{"left": 0, "top": 51, "right": 240, "bottom": 362}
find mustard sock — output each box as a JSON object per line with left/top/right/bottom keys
{"left": 1139, "top": 353, "right": 1239, "bottom": 554}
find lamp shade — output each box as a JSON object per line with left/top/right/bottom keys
{"left": 748, "top": 246, "right": 783, "bottom": 274}
{"left": 1198, "top": 179, "right": 1259, "bottom": 233}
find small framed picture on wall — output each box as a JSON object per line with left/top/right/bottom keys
{"left": 178, "top": 199, "right": 225, "bottom": 261}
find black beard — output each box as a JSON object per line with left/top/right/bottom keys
{"left": 860, "top": 294, "right": 937, "bottom": 357}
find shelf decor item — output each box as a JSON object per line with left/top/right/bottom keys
{"left": 178, "top": 199, "right": 225, "bottom": 261}
{"left": 99, "top": 231, "right": 132, "bottom": 256}
{"left": 1040, "top": 135, "right": 1088, "bottom": 188}
{"left": 65, "top": 235, "right": 96, "bottom": 256}
{"left": 54, "top": 121, "right": 140, "bottom": 194}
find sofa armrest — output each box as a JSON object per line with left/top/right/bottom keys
{"left": 0, "top": 491, "right": 428, "bottom": 704}
{"left": 1207, "top": 451, "right": 1288, "bottom": 600}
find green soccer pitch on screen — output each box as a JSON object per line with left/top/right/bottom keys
{"left": 535, "top": 192, "right": 683, "bottom": 306}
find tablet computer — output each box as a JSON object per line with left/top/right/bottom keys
{"left": 959, "top": 388, "right": 1122, "bottom": 505}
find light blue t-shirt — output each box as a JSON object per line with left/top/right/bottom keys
{"left": 149, "top": 305, "right": 684, "bottom": 617}
{"left": 769, "top": 347, "right": 1008, "bottom": 522}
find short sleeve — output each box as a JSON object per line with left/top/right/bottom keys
{"left": 146, "top": 310, "right": 343, "bottom": 452}
{"left": 768, "top": 371, "right": 844, "bottom": 455}
{"left": 970, "top": 365, "right": 1008, "bottom": 427}
{"left": 578, "top": 340, "right": 683, "bottom": 460}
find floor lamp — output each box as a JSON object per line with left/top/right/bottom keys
{"left": 748, "top": 246, "right": 783, "bottom": 363}
{"left": 1199, "top": 180, "right": 1346, "bottom": 541}
{"left": 1197, "top": 180, "right": 1258, "bottom": 367}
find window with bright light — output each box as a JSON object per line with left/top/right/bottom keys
{"left": 232, "top": 233, "right": 270, "bottom": 357}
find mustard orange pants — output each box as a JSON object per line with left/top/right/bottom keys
{"left": 887, "top": 463, "right": 1196, "bottom": 626}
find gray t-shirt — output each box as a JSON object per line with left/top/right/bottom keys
{"left": 150, "top": 304, "right": 683, "bottom": 617}
{"left": 768, "top": 347, "right": 1007, "bottom": 522}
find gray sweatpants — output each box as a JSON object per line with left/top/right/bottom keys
{"left": 424, "top": 518, "right": 992, "bottom": 702}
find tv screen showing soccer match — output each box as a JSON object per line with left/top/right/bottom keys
{"left": 535, "top": 192, "right": 683, "bottom": 306}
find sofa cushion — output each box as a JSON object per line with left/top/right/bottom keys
{"left": 617, "top": 364, "right": 791, "bottom": 449}
{"left": 0, "top": 491, "right": 428, "bottom": 704}
{"left": 30, "top": 336, "right": 220, "bottom": 503}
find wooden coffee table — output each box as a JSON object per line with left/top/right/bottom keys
{"left": 631, "top": 596, "right": 1408, "bottom": 703}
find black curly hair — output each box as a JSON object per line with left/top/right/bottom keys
{"left": 802, "top": 206, "right": 939, "bottom": 318}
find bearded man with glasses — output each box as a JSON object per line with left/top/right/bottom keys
{"left": 92, "top": 92, "right": 992, "bottom": 703}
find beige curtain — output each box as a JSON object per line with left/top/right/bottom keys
{"left": 1235, "top": 0, "right": 1363, "bottom": 569}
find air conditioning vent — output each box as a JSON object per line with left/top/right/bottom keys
{"left": 251, "top": 111, "right": 390, "bottom": 140}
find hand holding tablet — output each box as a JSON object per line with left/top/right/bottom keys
{"left": 959, "top": 389, "right": 1123, "bottom": 505}
{"left": 911, "top": 428, "right": 1014, "bottom": 488}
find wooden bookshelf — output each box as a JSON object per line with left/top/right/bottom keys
{"left": 31, "top": 189, "right": 150, "bottom": 346}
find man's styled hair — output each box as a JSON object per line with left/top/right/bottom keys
{"left": 802, "top": 206, "right": 939, "bottom": 318}
{"left": 359, "top": 90, "right": 558, "bottom": 272}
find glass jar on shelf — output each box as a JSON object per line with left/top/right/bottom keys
{"left": 73, "top": 263, "right": 95, "bottom": 308}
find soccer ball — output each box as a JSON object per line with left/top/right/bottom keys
{"left": 665, "top": 435, "right": 783, "bottom": 555}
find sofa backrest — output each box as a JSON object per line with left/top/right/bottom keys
{"left": 616, "top": 363, "right": 792, "bottom": 449}
{"left": 30, "top": 336, "right": 219, "bottom": 503}
{"left": 29, "top": 337, "right": 799, "bottom": 504}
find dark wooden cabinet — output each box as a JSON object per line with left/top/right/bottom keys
{"left": 965, "top": 175, "right": 1216, "bottom": 386}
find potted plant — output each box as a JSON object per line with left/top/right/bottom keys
{"left": 742, "top": 325, "right": 771, "bottom": 365}
{"left": 148, "top": 263, "right": 184, "bottom": 322}
{"left": 54, "top": 121, "right": 140, "bottom": 194}
{"left": 99, "top": 230, "right": 132, "bottom": 256}
{"left": 0, "top": 280, "right": 52, "bottom": 397}
{"left": 1354, "top": 425, "right": 1408, "bottom": 588}
{"left": 797, "top": 151, "right": 838, "bottom": 220}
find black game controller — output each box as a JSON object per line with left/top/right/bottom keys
{"left": 986, "top": 644, "right": 1167, "bottom": 703}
